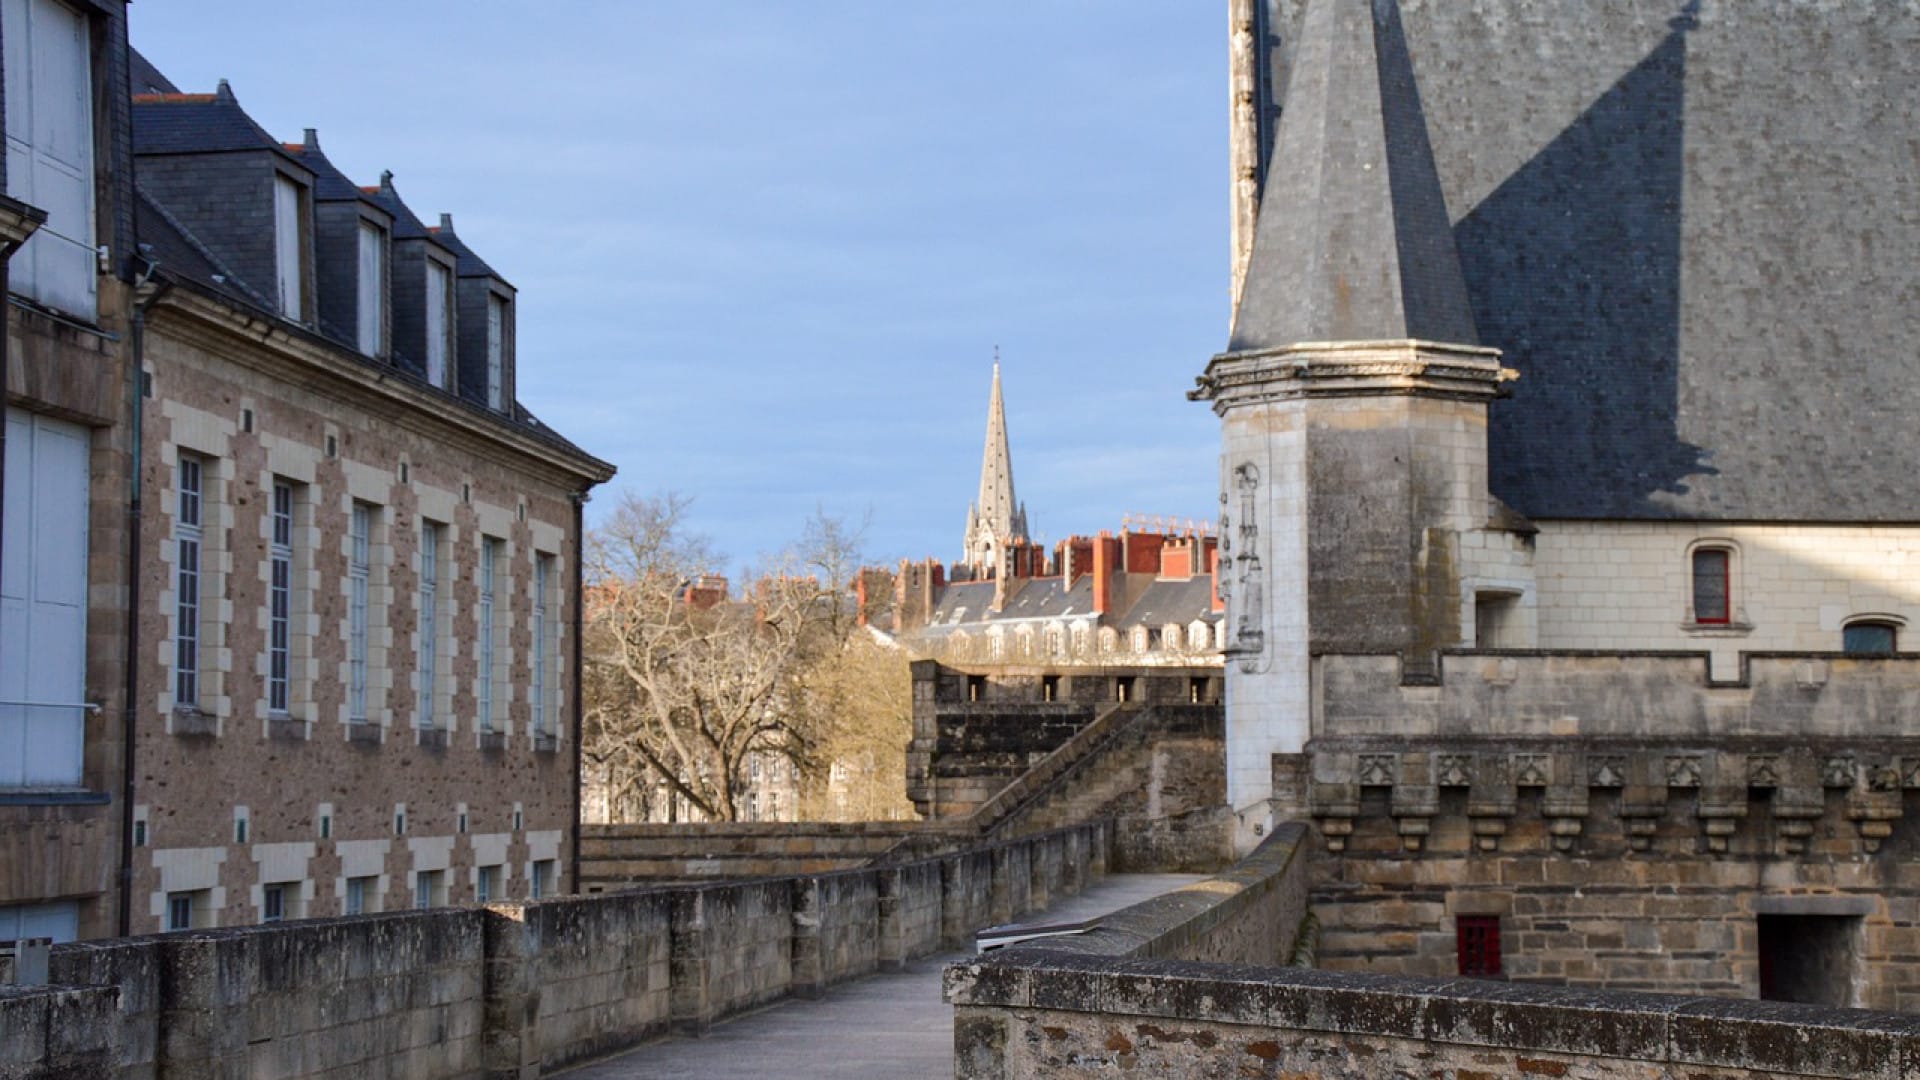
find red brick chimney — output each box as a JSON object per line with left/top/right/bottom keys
{"left": 1062, "top": 537, "right": 1094, "bottom": 585}
{"left": 1160, "top": 538, "right": 1194, "bottom": 580}
{"left": 1208, "top": 546, "right": 1224, "bottom": 614}
{"left": 684, "top": 575, "right": 728, "bottom": 609}
{"left": 1092, "top": 531, "right": 1118, "bottom": 615}
{"left": 1124, "top": 529, "right": 1166, "bottom": 575}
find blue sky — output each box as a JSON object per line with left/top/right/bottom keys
{"left": 131, "top": 3, "right": 1228, "bottom": 571}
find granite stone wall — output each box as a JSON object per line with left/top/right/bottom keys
{"left": 5, "top": 819, "right": 1109, "bottom": 1079}
{"left": 946, "top": 820, "right": 1920, "bottom": 1080}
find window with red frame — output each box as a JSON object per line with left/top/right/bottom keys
{"left": 1457, "top": 915, "right": 1502, "bottom": 977}
{"left": 1692, "top": 548, "right": 1730, "bottom": 624}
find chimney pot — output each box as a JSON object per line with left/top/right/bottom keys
{"left": 439, "top": 212, "right": 454, "bottom": 232}
{"left": 302, "top": 127, "right": 319, "bottom": 149}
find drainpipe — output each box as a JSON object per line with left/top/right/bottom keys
{"left": 569, "top": 486, "right": 587, "bottom": 894}
{"left": 118, "top": 262, "right": 167, "bottom": 937}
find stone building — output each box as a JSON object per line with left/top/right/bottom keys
{"left": 0, "top": 15, "right": 613, "bottom": 943}
{"left": 0, "top": 0, "right": 138, "bottom": 944}
{"left": 1193, "top": 0, "right": 1920, "bottom": 1009}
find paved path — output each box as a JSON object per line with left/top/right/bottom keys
{"left": 558, "top": 873, "right": 1202, "bottom": 1080}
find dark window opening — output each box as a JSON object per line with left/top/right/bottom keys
{"left": 1146, "top": 629, "right": 1162, "bottom": 650}
{"left": 1758, "top": 914, "right": 1858, "bottom": 1007}
{"left": 967, "top": 675, "right": 986, "bottom": 702}
{"left": 1114, "top": 676, "right": 1136, "bottom": 703}
{"left": 1457, "top": 915, "right": 1502, "bottom": 977}
{"left": 1692, "top": 548, "right": 1730, "bottom": 624}
{"left": 1843, "top": 621, "right": 1898, "bottom": 656}
{"left": 1189, "top": 677, "right": 1208, "bottom": 704}
{"left": 1041, "top": 675, "right": 1059, "bottom": 702}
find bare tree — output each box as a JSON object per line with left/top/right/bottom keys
{"left": 582, "top": 493, "right": 859, "bottom": 822}
{"left": 796, "top": 626, "right": 916, "bottom": 821}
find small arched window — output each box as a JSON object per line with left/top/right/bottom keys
{"left": 1691, "top": 547, "right": 1731, "bottom": 625}
{"left": 1843, "top": 620, "right": 1899, "bottom": 656}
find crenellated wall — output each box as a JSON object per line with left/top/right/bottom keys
{"left": 1296, "top": 650, "right": 1920, "bottom": 1009}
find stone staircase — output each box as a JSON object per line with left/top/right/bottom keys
{"left": 901, "top": 701, "right": 1231, "bottom": 872}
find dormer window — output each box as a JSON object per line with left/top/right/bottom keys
{"left": 272, "top": 173, "right": 306, "bottom": 319}
{"left": 486, "top": 293, "right": 509, "bottom": 409}
{"left": 4, "top": 0, "right": 96, "bottom": 317}
{"left": 425, "top": 258, "right": 452, "bottom": 388}
{"left": 355, "top": 220, "right": 386, "bottom": 356}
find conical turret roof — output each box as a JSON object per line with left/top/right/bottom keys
{"left": 1228, "top": 0, "right": 1479, "bottom": 352}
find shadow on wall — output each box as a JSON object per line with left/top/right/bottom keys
{"left": 1458, "top": 2, "right": 1714, "bottom": 518}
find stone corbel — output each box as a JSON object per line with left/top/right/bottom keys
{"left": 1391, "top": 781, "right": 1438, "bottom": 854}
{"left": 1466, "top": 754, "right": 1514, "bottom": 852}
{"left": 1543, "top": 766, "right": 1588, "bottom": 854}
{"left": 1847, "top": 760, "right": 1904, "bottom": 853}
{"left": 1696, "top": 784, "right": 1748, "bottom": 856}
{"left": 1312, "top": 782, "right": 1359, "bottom": 853}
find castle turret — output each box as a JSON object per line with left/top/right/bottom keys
{"left": 1192, "top": 0, "right": 1517, "bottom": 851}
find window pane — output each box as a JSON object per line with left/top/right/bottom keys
{"left": 425, "top": 261, "right": 450, "bottom": 388}
{"left": 357, "top": 222, "right": 384, "bottom": 355}
{"left": 1844, "top": 623, "right": 1897, "bottom": 655}
{"left": 1691, "top": 549, "right": 1729, "bottom": 623}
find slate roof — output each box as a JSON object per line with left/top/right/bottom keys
{"left": 1112, "top": 578, "right": 1220, "bottom": 632}
{"left": 360, "top": 176, "right": 439, "bottom": 242}
{"left": 127, "top": 62, "right": 612, "bottom": 480}
{"left": 284, "top": 134, "right": 375, "bottom": 204}
{"left": 132, "top": 82, "right": 305, "bottom": 169}
{"left": 1250, "top": 0, "right": 1920, "bottom": 523}
{"left": 915, "top": 572, "right": 1216, "bottom": 639}
{"left": 129, "top": 47, "right": 179, "bottom": 96}
{"left": 927, "top": 581, "right": 996, "bottom": 628}
{"left": 133, "top": 187, "right": 266, "bottom": 310}
{"left": 1230, "top": 0, "right": 1477, "bottom": 352}
{"left": 427, "top": 216, "right": 510, "bottom": 285}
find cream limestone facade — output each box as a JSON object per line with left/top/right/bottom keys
{"left": 1527, "top": 522, "right": 1920, "bottom": 675}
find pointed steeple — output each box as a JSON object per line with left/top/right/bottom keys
{"left": 1228, "top": 0, "right": 1479, "bottom": 352}
{"left": 962, "top": 359, "right": 1029, "bottom": 571}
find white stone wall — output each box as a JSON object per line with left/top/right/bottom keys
{"left": 1218, "top": 399, "right": 1311, "bottom": 833}
{"left": 1532, "top": 522, "right": 1920, "bottom": 676}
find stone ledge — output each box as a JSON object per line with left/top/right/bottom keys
{"left": 417, "top": 726, "right": 449, "bottom": 751}
{"left": 346, "top": 722, "right": 382, "bottom": 746}
{"left": 477, "top": 730, "right": 506, "bottom": 753}
{"left": 171, "top": 707, "right": 217, "bottom": 737}
{"left": 267, "top": 717, "right": 306, "bottom": 742}
{"left": 533, "top": 731, "right": 559, "bottom": 754}
{"left": 949, "top": 956, "right": 1920, "bottom": 1079}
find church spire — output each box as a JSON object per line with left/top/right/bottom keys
{"left": 1228, "top": 0, "right": 1480, "bottom": 352}
{"left": 963, "top": 356, "right": 1029, "bottom": 572}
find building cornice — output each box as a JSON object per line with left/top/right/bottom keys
{"left": 0, "top": 194, "right": 48, "bottom": 256}
{"left": 149, "top": 285, "right": 615, "bottom": 490}
{"left": 1190, "top": 339, "right": 1516, "bottom": 415}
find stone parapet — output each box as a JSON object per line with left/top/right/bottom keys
{"left": 9, "top": 819, "right": 1110, "bottom": 1079}
{"left": 948, "top": 957, "right": 1920, "bottom": 1080}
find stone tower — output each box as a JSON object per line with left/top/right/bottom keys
{"left": 1192, "top": 0, "right": 1516, "bottom": 851}
{"left": 962, "top": 362, "right": 1030, "bottom": 574}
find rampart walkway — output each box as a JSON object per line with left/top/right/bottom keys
{"left": 558, "top": 873, "right": 1202, "bottom": 1079}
